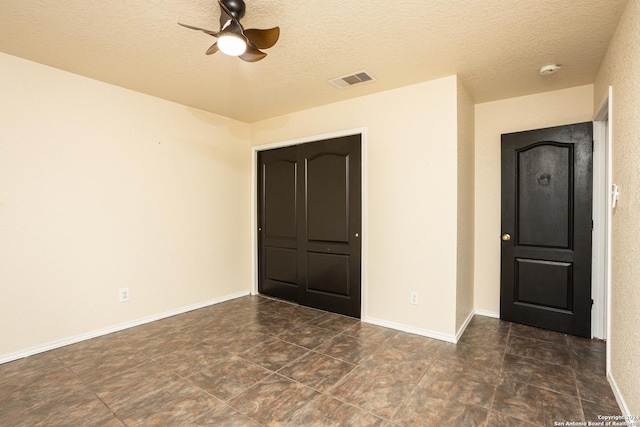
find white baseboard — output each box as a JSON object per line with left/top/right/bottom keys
{"left": 455, "top": 311, "right": 475, "bottom": 342}
{"left": 0, "top": 291, "right": 250, "bottom": 365}
{"left": 364, "top": 310, "right": 499, "bottom": 344}
{"left": 364, "top": 316, "right": 457, "bottom": 343}
{"left": 608, "top": 371, "right": 631, "bottom": 417}
{"left": 474, "top": 309, "right": 500, "bottom": 319}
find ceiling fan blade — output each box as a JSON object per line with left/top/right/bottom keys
{"left": 243, "top": 27, "right": 280, "bottom": 49}
{"left": 178, "top": 23, "right": 219, "bottom": 37}
{"left": 206, "top": 42, "right": 219, "bottom": 55}
{"left": 239, "top": 45, "right": 267, "bottom": 62}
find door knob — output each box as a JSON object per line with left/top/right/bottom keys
{"left": 502, "top": 233, "right": 511, "bottom": 241}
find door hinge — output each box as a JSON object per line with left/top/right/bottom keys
{"left": 591, "top": 299, "right": 594, "bottom": 307}
{"left": 592, "top": 220, "right": 594, "bottom": 230}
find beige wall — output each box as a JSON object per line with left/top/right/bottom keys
{"left": 473, "top": 85, "right": 594, "bottom": 315}
{"left": 252, "top": 76, "right": 462, "bottom": 338}
{"left": 0, "top": 53, "right": 252, "bottom": 360}
{"left": 594, "top": 0, "right": 640, "bottom": 415}
{"left": 455, "top": 79, "right": 475, "bottom": 332}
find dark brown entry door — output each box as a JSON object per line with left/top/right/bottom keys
{"left": 500, "top": 122, "right": 593, "bottom": 337}
{"left": 258, "top": 134, "right": 362, "bottom": 318}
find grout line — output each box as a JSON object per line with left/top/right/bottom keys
{"left": 221, "top": 372, "right": 279, "bottom": 404}
{"left": 387, "top": 358, "right": 437, "bottom": 422}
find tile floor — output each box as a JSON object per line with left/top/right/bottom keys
{"left": 0, "top": 295, "right": 621, "bottom": 426}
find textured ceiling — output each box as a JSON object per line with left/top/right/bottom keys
{"left": 0, "top": 0, "right": 629, "bottom": 123}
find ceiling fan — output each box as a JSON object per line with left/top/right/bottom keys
{"left": 179, "top": 0, "right": 280, "bottom": 62}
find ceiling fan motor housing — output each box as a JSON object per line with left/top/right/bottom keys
{"left": 221, "top": 0, "right": 245, "bottom": 19}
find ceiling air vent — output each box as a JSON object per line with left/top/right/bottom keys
{"left": 328, "top": 71, "right": 375, "bottom": 89}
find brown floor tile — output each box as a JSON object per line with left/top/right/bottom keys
{"left": 436, "top": 341, "right": 504, "bottom": 373}
{"left": 114, "top": 379, "right": 229, "bottom": 426}
{"left": 76, "top": 352, "right": 152, "bottom": 381}
{"left": 342, "top": 322, "right": 399, "bottom": 342}
{"left": 328, "top": 362, "right": 425, "bottom": 419}
{"left": 415, "top": 359, "right": 499, "bottom": 408}
{"left": 212, "top": 307, "right": 263, "bottom": 322}
{"left": 188, "top": 355, "right": 272, "bottom": 401}
{"left": 492, "top": 379, "right": 584, "bottom": 426}
{"left": 360, "top": 345, "right": 434, "bottom": 379}
{"left": 239, "top": 337, "right": 309, "bottom": 371}
{"left": 20, "top": 390, "right": 116, "bottom": 427}
{"left": 0, "top": 366, "right": 86, "bottom": 422}
{"left": 278, "top": 351, "right": 356, "bottom": 392}
{"left": 566, "top": 335, "right": 606, "bottom": 353}
{"left": 0, "top": 351, "right": 65, "bottom": 385}
{"left": 214, "top": 294, "right": 270, "bottom": 311}
{"left": 383, "top": 332, "right": 445, "bottom": 356}
{"left": 501, "top": 352, "right": 578, "bottom": 396}
{"left": 146, "top": 339, "right": 201, "bottom": 370}
{"left": 201, "top": 329, "right": 272, "bottom": 354}
{"left": 312, "top": 312, "right": 360, "bottom": 332}
{"left": 115, "top": 329, "right": 175, "bottom": 353}
{"left": 54, "top": 336, "right": 141, "bottom": 376}
{"left": 246, "top": 313, "right": 303, "bottom": 336}
{"left": 485, "top": 411, "right": 539, "bottom": 427}
{"left": 80, "top": 356, "right": 167, "bottom": 385}
{"left": 89, "top": 361, "right": 183, "bottom": 410}
{"left": 466, "top": 315, "right": 511, "bottom": 334}
{"left": 458, "top": 322, "right": 510, "bottom": 349}
{"left": 271, "top": 304, "right": 326, "bottom": 324}
{"left": 506, "top": 334, "right": 571, "bottom": 366}
{"left": 284, "top": 394, "right": 392, "bottom": 426}
{"left": 252, "top": 298, "right": 299, "bottom": 313}
{"left": 151, "top": 340, "right": 234, "bottom": 376}
{"left": 186, "top": 319, "right": 248, "bottom": 342}
{"left": 393, "top": 392, "right": 488, "bottom": 426}
{"left": 575, "top": 369, "right": 619, "bottom": 409}
{"left": 288, "top": 305, "right": 327, "bottom": 322}
{"left": 315, "top": 333, "right": 382, "bottom": 364}
{"left": 119, "top": 333, "right": 197, "bottom": 362}
{"left": 277, "top": 323, "right": 340, "bottom": 349}
{"left": 197, "top": 409, "right": 262, "bottom": 427}
{"left": 228, "top": 374, "right": 320, "bottom": 426}
{"left": 240, "top": 308, "right": 282, "bottom": 324}
{"left": 571, "top": 345, "right": 607, "bottom": 375}
{"left": 510, "top": 322, "right": 568, "bottom": 344}
{"left": 581, "top": 399, "right": 622, "bottom": 422}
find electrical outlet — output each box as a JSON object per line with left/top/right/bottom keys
{"left": 410, "top": 291, "right": 418, "bottom": 305}
{"left": 119, "top": 288, "right": 130, "bottom": 303}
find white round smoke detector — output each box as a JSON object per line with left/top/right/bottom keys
{"left": 539, "top": 64, "right": 562, "bottom": 75}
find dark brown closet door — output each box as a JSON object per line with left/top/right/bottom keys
{"left": 258, "top": 134, "right": 361, "bottom": 318}
{"left": 258, "top": 145, "right": 299, "bottom": 302}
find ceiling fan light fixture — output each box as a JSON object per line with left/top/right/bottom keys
{"left": 218, "top": 32, "right": 247, "bottom": 56}
{"left": 179, "top": 0, "right": 278, "bottom": 62}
